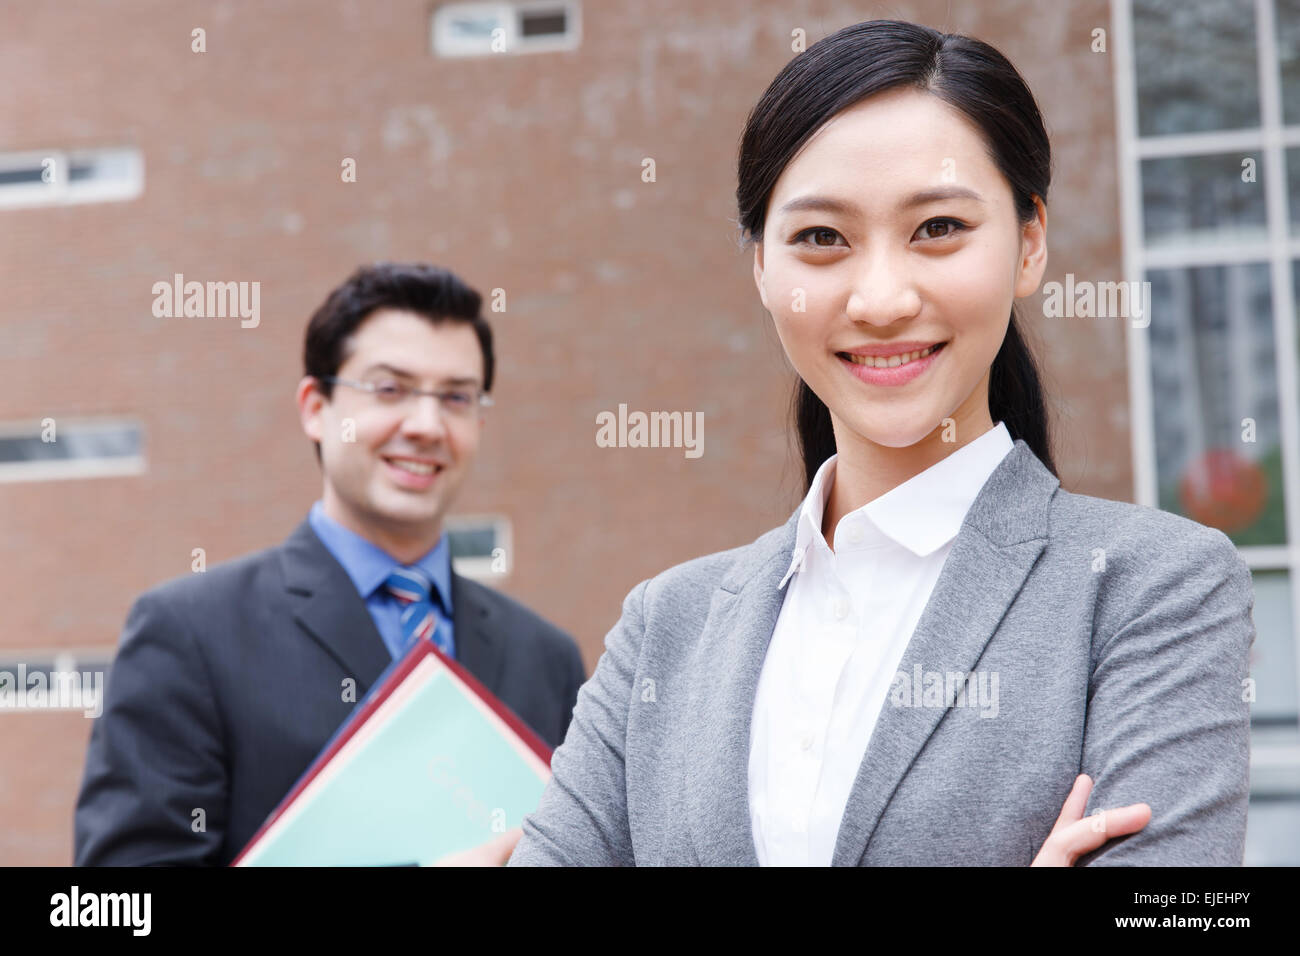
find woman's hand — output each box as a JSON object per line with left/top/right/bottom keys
{"left": 1031, "top": 773, "right": 1151, "bottom": 866}
{"left": 428, "top": 827, "right": 523, "bottom": 866}
{"left": 428, "top": 778, "right": 1149, "bottom": 867}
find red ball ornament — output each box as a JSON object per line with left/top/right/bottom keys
{"left": 1179, "top": 448, "right": 1266, "bottom": 534}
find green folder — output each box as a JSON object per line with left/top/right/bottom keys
{"left": 233, "top": 638, "right": 552, "bottom": 866}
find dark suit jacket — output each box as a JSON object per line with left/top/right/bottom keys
{"left": 74, "top": 519, "right": 586, "bottom": 865}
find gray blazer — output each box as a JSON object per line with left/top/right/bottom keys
{"left": 509, "top": 438, "right": 1256, "bottom": 865}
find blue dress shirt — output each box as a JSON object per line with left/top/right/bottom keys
{"left": 306, "top": 500, "right": 455, "bottom": 661}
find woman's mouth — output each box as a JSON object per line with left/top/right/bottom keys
{"left": 836, "top": 341, "right": 946, "bottom": 386}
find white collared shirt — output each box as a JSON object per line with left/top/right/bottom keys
{"left": 747, "top": 421, "right": 1015, "bottom": 866}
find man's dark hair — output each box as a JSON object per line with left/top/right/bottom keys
{"left": 303, "top": 262, "right": 495, "bottom": 463}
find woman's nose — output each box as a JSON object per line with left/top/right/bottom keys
{"left": 844, "top": 250, "right": 922, "bottom": 326}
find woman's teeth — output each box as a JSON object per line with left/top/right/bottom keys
{"left": 841, "top": 344, "right": 941, "bottom": 368}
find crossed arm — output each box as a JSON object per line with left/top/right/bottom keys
{"left": 1075, "top": 524, "right": 1256, "bottom": 865}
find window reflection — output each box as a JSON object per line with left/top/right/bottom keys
{"left": 1147, "top": 264, "right": 1282, "bottom": 546}
{"left": 1134, "top": 0, "right": 1260, "bottom": 136}
{"left": 1142, "top": 153, "right": 1267, "bottom": 247}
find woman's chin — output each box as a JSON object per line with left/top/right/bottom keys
{"left": 832, "top": 411, "right": 945, "bottom": 451}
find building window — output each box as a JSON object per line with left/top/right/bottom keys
{"left": 431, "top": 1, "right": 581, "bottom": 57}
{"left": 445, "top": 514, "right": 512, "bottom": 582}
{"left": 0, "top": 147, "right": 143, "bottom": 210}
{"left": 1116, "top": 0, "right": 1300, "bottom": 863}
{"left": 0, "top": 418, "right": 145, "bottom": 483}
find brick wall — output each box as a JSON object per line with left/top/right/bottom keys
{"left": 0, "top": 0, "right": 1124, "bottom": 864}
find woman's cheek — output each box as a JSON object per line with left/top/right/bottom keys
{"left": 770, "top": 261, "right": 835, "bottom": 334}
{"left": 927, "top": 244, "right": 1015, "bottom": 319}
{"left": 765, "top": 264, "right": 803, "bottom": 322}
{"left": 770, "top": 290, "right": 826, "bottom": 371}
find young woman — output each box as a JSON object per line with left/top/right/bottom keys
{"left": 506, "top": 19, "right": 1255, "bottom": 866}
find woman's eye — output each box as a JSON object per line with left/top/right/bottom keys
{"left": 794, "top": 227, "right": 845, "bottom": 247}
{"left": 916, "top": 218, "right": 966, "bottom": 240}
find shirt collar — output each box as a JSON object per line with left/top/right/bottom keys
{"left": 307, "top": 500, "right": 453, "bottom": 612}
{"left": 779, "top": 421, "right": 1014, "bottom": 589}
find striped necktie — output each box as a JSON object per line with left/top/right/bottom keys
{"left": 382, "top": 566, "right": 453, "bottom": 657}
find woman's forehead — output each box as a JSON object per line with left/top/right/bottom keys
{"left": 769, "top": 93, "right": 1001, "bottom": 211}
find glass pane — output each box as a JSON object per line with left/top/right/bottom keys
{"left": 1148, "top": 263, "right": 1284, "bottom": 545}
{"left": 1286, "top": 149, "right": 1300, "bottom": 233}
{"left": 1133, "top": 0, "right": 1260, "bottom": 136}
{"left": 1142, "top": 153, "right": 1267, "bottom": 247}
{"left": 1277, "top": 0, "right": 1300, "bottom": 125}
{"left": 1247, "top": 570, "right": 1299, "bottom": 728}
{"left": 1245, "top": 796, "right": 1300, "bottom": 865}
{"left": 0, "top": 423, "right": 142, "bottom": 462}
{"left": 447, "top": 526, "right": 497, "bottom": 559}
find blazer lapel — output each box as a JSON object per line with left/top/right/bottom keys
{"left": 279, "top": 519, "right": 393, "bottom": 696}
{"left": 683, "top": 510, "right": 800, "bottom": 865}
{"left": 280, "top": 520, "right": 506, "bottom": 698}
{"left": 831, "top": 439, "right": 1059, "bottom": 865}
{"left": 449, "top": 573, "right": 505, "bottom": 693}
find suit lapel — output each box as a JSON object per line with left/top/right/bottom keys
{"left": 279, "top": 519, "right": 393, "bottom": 696}
{"left": 279, "top": 520, "right": 508, "bottom": 697}
{"left": 449, "top": 572, "right": 505, "bottom": 693}
{"left": 683, "top": 511, "right": 800, "bottom": 865}
{"left": 831, "top": 439, "right": 1058, "bottom": 865}
{"left": 681, "top": 439, "right": 1059, "bottom": 866}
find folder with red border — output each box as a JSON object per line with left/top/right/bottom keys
{"left": 232, "top": 638, "right": 553, "bottom": 866}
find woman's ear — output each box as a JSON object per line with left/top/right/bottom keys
{"left": 752, "top": 242, "right": 769, "bottom": 309}
{"left": 1014, "top": 194, "right": 1049, "bottom": 299}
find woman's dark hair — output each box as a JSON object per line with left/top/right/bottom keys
{"left": 736, "top": 19, "right": 1058, "bottom": 490}
{"left": 303, "top": 262, "right": 494, "bottom": 462}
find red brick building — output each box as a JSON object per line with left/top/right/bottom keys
{"left": 2, "top": 0, "right": 1294, "bottom": 864}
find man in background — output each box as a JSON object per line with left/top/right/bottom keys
{"left": 75, "top": 262, "right": 584, "bottom": 865}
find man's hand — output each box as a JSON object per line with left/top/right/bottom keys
{"left": 428, "top": 827, "right": 523, "bottom": 866}
{"left": 1031, "top": 774, "right": 1151, "bottom": 866}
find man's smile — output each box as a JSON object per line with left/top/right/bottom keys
{"left": 381, "top": 454, "right": 446, "bottom": 487}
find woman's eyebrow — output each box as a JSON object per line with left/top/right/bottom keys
{"left": 777, "top": 186, "right": 986, "bottom": 218}
{"left": 900, "top": 185, "right": 985, "bottom": 208}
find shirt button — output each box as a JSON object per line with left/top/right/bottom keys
{"left": 832, "top": 598, "right": 849, "bottom": 619}
{"left": 792, "top": 817, "right": 807, "bottom": 833}
{"left": 800, "top": 734, "right": 814, "bottom": 751}
{"left": 847, "top": 526, "right": 863, "bottom": 544}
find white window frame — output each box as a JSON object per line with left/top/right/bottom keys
{"left": 444, "top": 513, "right": 513, "bottom": 582}
{"left": 1112, "top": 0, "right": 1300, "bottom": 778}
{"left": 0, "top": 147, "right": 143, "bottom": 210}
{"left": 0, "top": 417, "right": 146, "bottom": 483}
{"left": 431, "top": 0, "right": 581, "bottom": 58}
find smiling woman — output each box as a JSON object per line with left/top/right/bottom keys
{"left": 506, "top": 18, "right": 1255, "bottom": 868}
{"left": 739, "top": 45, "right": 1054, "bottom": 507}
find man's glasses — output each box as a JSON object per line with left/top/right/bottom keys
{"left": 320, "top": 376, "right": 493, "bottom": 418}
